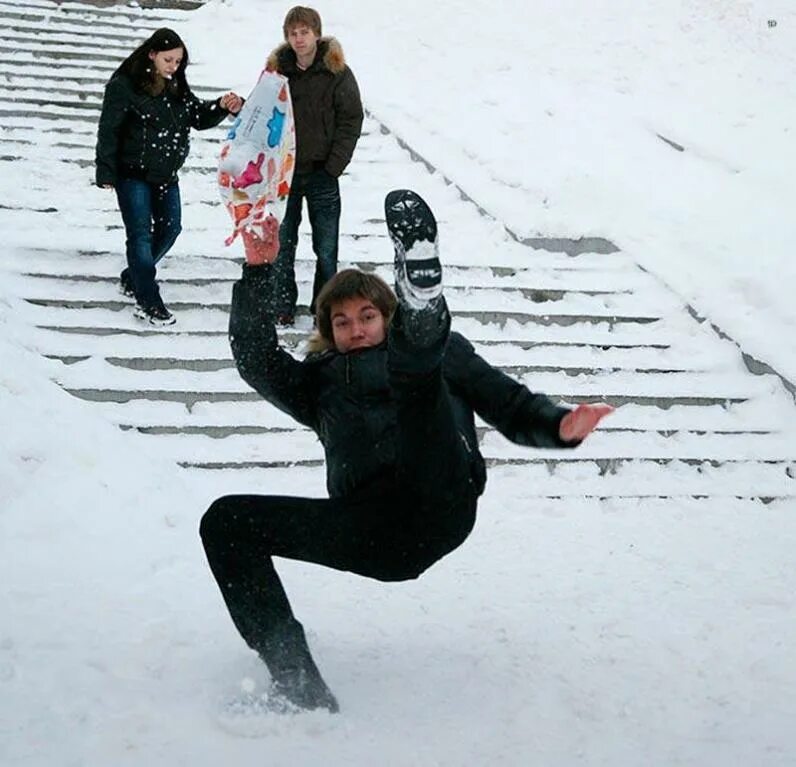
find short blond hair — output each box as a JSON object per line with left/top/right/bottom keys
{"left": 283, "top": 6, "right": 322, "bottom": 38}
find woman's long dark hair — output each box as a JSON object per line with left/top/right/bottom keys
{"left": 112, "top": 28, "right": 191, "bottom": 97}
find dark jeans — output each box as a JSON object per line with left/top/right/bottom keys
{"left": 200, "top": 302, "right": 477, "bottom": 680}
{"left": 271, "top": 169, "right": 340, "bottom": 317}
{"left": 115, "top": 177, "right": 182, "bottom": 309}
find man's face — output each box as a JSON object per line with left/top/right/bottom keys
{"left": 287, "top": 24, "right": 319, "bottom": 60}
{"left": 330, "top": 296, "right": 387, "bottom": 353}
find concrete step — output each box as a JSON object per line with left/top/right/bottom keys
{"left": 57, "top": 382, "right": 755, "bottom": 409}
{"left": 46, "top": 352, "right": 711, "bottom": 377}
{"left": 0, "top": 41, "right": 130, "bottom": 61}
{"left": 178, "top": 453, "right": 794, "bottom": 473}
{"left": 102, "top": 425, "right": 796, "bottom": 462}
{"left": 0, "top": 114, "right": 388, "bottom": 147}
{"left": 24, "top": 314, "right": 706, "bottom": 349}
{"left": 36, "top": 400, "right": 792, "bottom": 474}
{"left": 182, "top": 461, "right": 794, "bottom": 503}
{"left": 0, "top": 0, "right": 203, "bottom": 22}
{"left": 61, "top": 392, "right": 792, "bottom": 435}
{"left": 36, "top": 330, "right": 676, "bottom": 358}
{"left": 21, "top": 268, "right": 653, "bottom": 296}
{"left": 1, "top": 68, "right": 131, "bottom": 87}
{"left": 2, "top": 30, "right": 142, "bottom": 51}
{"left": 24, "top": 305, "right": 672, "bottom": 340}
{"left": 24, "top": 288, "right": 668, "bottom": 321}
{"left": 0, "top": 104, "right": 100, "bottom": 121}
{"left": 120, "top": 423, "right": 778, "bottom": 439}
{"left": 5, "top": 244, "right": 652, "bottom": 278}
{"left": 0, "top": 58, "right": 117, "bottom": 77}
{"left": 9, "top": 266, "right": 652, "bottom": 306}
{"left": 8, "top": 94, "right": 102, "bottom": 111}
{"left": 178, "top": 458, "right": 794, "bottom": 502}
{"left": 45, "top": 351, "right": 714, "bottom": 378}
{"left": 0, "top": 18, "right": 159, "bottom": 43}
{"left": 49, "top": 350, "right": 765, "bottom": 393}
{"left": 0, "top": 56, "right": 115, "bottom": 74}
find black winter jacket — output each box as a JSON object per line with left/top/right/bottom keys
{"left": 230, "top": 266, "right": 576, "bottom": 499}
{"left": 267, "top": 38, "right": 363, "bottom": 177}
{"left": 95, "top": 74, "right": 229, "bottom": 186}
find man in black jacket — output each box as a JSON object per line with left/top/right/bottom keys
{"left": 265, "top": 6, "right": 364, "bottom": 325}
{"left": 200, "top": 190, "right": 613, "bottom": 714}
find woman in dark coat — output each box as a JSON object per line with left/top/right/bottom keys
{"left": 200, "top": 190, "right": 613, "bottom": 714}
{"left": 95, "top": 28, "right": 242, "bottom": 325}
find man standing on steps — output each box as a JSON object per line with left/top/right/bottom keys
{"left": 266, "top": 6, "right": 364, "bottom": 326}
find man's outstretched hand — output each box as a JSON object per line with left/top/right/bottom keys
{"left": 241, "top": 217, "right": 280, "bottom": 265}
{"left": 559, "top": 403, "right": 615, "bottom": 442}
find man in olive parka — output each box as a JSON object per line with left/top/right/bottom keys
{"left": 266, "top": 5, "right": 364, "bottom": 325}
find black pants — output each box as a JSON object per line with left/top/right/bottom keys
{"left": 270, "top": 168, "right": 341, "bottom": 318}
{"left": 200, "top": 302, "right": 478, "bottom": 670}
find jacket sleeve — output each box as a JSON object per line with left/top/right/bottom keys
{"left": 229, "top": 265, "right": 316, "bottom": 427}
{"left": 325, "top": 67, "right": 364, "bottom": 177}
{"left": 444, "top": 332, "right": 577, "bottom": 449}
{"left": 95, "top": 77, "right": 131, "bottom": 186}
{"left": 187, "top": 91, "right": 230, "bottom": 131}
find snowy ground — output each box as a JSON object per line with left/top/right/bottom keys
{"left": 3, "top": 320, "right": 795, "bottom": 765}
{"left": 2, "top": 1, "right": 795, "bottom": 765}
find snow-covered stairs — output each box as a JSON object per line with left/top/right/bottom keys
{"left": 1, "top": 0, "right": 794, "bottom": 502}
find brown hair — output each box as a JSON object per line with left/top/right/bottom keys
{"left": 283, "top": 6, "right": 322, "bottom": 38}
{"left": 308, "top": 269, "right": 397, "bottom": 353}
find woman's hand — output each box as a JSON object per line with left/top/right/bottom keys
{"left": 220, "top": 91, "right": 243, "bottom": 114}
{"left": 559, "top": 403, "right": 614, "bottom": 442}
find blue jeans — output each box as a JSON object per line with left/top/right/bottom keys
{"left": 271, "top": 169, "right": 341, "bottom": 317}
{"left": 115, "top": 177, "right": 182, "bottom": 309}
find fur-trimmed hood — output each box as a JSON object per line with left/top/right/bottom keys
{"left": 267, "top": 37, "right": 347, "bottom": 75}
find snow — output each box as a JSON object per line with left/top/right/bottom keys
{"left": 2, "top": 1, "right": 795, "bottom": 765}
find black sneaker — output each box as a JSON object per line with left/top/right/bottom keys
{"left": 219, "top": 673, "right": 338, "bottom": 718}
{"left": 259, "top": 622, "right": 339, "bottom": 714}
{"left": 134, "top": 302, "right": 176, "bottom": 326}
{"left": 270, "top": 667, "right": 339, "bottom": 714}
{"left": 119, "top": 269, "right": 135, "bottom": 298}
{"left": 384, "top": 189, "right": 442, "bottom": 310}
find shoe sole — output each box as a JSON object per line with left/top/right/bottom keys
{"left": 384, "top": 190, "right": 442, "bottom": 308}
{"left": 133, "top": 306, "right": 176, "bottom": 326}
{"left": 384, "top": 189, "right": 437, "bottom": 252}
